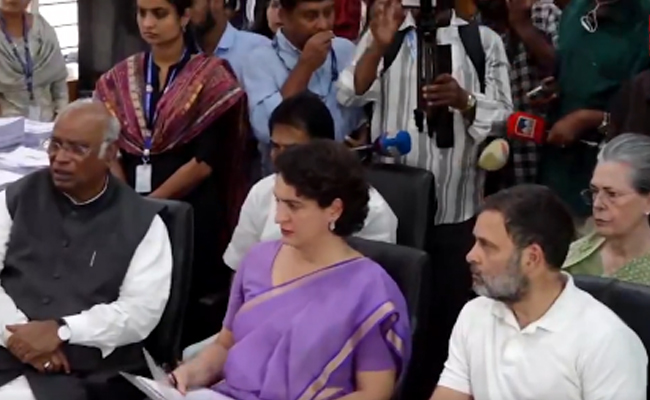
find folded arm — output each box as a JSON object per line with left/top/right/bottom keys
{"left": 63, "top": 215, "right": 173, "bottom": 357}
{"left": 466, "top": 29, "right": 513, "bottom": 143}
{"left": 149, "top": 120, "right": 223, "bottom": 200}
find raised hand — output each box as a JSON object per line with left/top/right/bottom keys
{"left": 369, "top": 0, "right": 402, "bottom": 50}
{"left": 299, "top": 31, "right": 335, "bottom": 71}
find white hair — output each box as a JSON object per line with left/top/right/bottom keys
{"left": 598, "top": 133, "right": 650, "bottom": 195}
{"left": 56, "top": 98, "right": 120, "bottom": 158}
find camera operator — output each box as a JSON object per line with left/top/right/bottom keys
{"left": 336, "top": 0, "right": 512, "bottom": 379}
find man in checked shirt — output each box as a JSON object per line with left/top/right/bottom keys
{"left": 476, "top": 0, "right": 561, "bottom": 186}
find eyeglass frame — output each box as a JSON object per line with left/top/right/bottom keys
{"left": 580, "top": 187, "right": 636, "bottom": 206}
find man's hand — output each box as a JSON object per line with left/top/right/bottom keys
{"left": 299, "top": 31, "right": 335, "bottom": 72}
{"left": 506, "top": 0, "right": 534, "bottom": 28}
{"left": 370, "top": 0, "right": 402, "bottom": 50}
{"left": 6, "top": 321, "right": 62, "bottom": 362}
{"left": 528, "top": 76, "right": 558, "bottom": 109}
{"left": 422, "top": 74, "right": 469, "bottom": 110}
{"left": 547, "top": 110, "right": 588, "bottom": 147}
{"left": 28, "top": 350, "right": 71, "bottom": 374}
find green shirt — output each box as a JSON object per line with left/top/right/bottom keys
{"left": 539, "top": 0, "right": 650, "bottom": 216}
{"left": 563, "top": 232, "right": 650, "bottom": 285}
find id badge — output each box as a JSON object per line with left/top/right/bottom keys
{"left": 28, "top": 105, "right": 41, "bottom": 120}
{"left": 135, "top": 164, "right": 152, "bottom": 194}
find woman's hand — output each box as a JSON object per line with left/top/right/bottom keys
{"left": 170, "top": 363, "right": 198, "bottom": 395}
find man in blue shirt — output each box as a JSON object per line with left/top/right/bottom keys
{"left": 190, "top": 0, "right": 270, "bottom": 81}
{"left": 241, "top": 0, "right": 365, "bottom": 146}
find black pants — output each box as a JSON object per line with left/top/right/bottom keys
{"left": 424, "top": 218, "right": 476, "bottom": 391}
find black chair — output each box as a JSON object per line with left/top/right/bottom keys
{"left": 143, "top": 198, "right": 194, "bottom": 369}
{"left": 574, "top": 275, "right": 650, "bottom": 397}
{"left": 365, "top": 163, "right": 436, "bottom": 250}
{"left": 348, "top": 237, "right": 434, "bottom": 400}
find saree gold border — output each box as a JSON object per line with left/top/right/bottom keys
{"left": 126, "top": 55, "right": 149, "bottom": 138}
{"left": 236, "top": 265, "right": 342, "bottom": 316}
{"left": 314, "top": 387, "right": 344, "bottom": 400}
{"left": 297, "top": 301, "right": 398, "bottom": 400}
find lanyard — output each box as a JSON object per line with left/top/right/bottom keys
{"left": 0, "top": 13, "right": 34, "bottom": 101}
{"left": 272, "top": 38, "right": 339, "bottom": 98}
{"left": 142, "top": 49, "right": 187, "bottom": 158}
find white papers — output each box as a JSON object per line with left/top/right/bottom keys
{"left": 23, "top": 119, "right": 54, "bottom": 147}
{"left": 0, "top": 117, "right": 25, "bottom": 150}
{"left": 0, "top": 146, "right": 49, "bottom": 169}
{"left": 122, "top": 350, "right": 234, "bottom": 400}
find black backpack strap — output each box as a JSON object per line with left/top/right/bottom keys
{"left": 381, "top": 28, "right": 410, "bottom": 74}
{"left": 458, "top": 21, "right": 486, "bottom": 93}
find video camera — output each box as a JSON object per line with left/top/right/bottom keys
{"left": 414, "top": 0, "right": 455, "bottom": 148}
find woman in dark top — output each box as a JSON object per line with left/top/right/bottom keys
{"left": 95, "top": 0, "right": 252, "bottom": 346}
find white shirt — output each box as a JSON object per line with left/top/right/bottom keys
{"left": 223, "top": 174, "right": 398, "bottom": 270}
{"left": 337, "top": 12, "right": 513, "bottom": 224}
{"left": 438, "top": 274, "right": 647, "bottom": 400}
{"left": 0, "top": 190, "right": 173, "bottom": 358}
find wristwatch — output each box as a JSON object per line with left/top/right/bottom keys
{"left": 56, "top": 318, "right": 71, "bottom": 343}
{"left": 462, "top": 93, "right": 477, "bottom": 112}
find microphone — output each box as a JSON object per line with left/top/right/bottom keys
{"left": 478, "top": 138, "right": 509, "bottom": 171}
{"left": 507, "top": 111, "right": 546, "bottom": 144}
{"left": 506, "top": 112, "right": 600, "bottom": 147}
{"left": 352, "top": 131, "right": 412, "bottom": 157}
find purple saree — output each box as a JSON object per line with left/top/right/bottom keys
{"left": 213, "top": 240, "right": 411, "bottom": 400}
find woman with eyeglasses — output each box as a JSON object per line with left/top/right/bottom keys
{"left": 94, "top": 0, "right": 252, "bottom": 345}
{"left": 562, "top": 133, "right": 650, "bottom": 285}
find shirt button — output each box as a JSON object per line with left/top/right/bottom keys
{"left": 42, "top": 297, "right": 51, "bottom": 305}
{"left": 62, "top": 239, "right": 70, "bottom": 248}
{"left": 53, "top": 272, "right": 61, "bottom": 280}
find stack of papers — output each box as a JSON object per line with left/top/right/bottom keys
{"left": 121, "top": 350, "right": 234, "bottom": 400}
{"left": 23, "top": 119, "right": 54, "bottom": 147}
{"left": 0, "top": 117, "right": 25, "bottom": 150}
{"left": 0, "top": 146, "right": 49, "bottom": 173}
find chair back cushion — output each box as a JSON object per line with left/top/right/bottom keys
{"left": 348, "top": 237, "right": 433, "bottom": 400}
{"left": 143, "top": 198, "right": 194, "bottom": 368}
{"left": 574, "top": 274, "right": 650, "bottom": 396}
{"left": 366, "top": 164, "right": 436, "bottom": 249}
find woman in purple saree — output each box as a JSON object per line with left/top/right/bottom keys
{"left": 172, "top": 140, "right": 411, "bottom": 400}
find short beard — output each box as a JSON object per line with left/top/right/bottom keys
{"left": 473, "top": 250, "right": 530, "bottom": 303}
{"left": 193, "top": 12, "right": 217, "bottom": 36}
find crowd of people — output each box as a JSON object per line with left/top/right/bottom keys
{"left": 0, "top": 0, "right": 649, "bottom": 398}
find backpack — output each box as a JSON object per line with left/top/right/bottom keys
{"left": 381, "top": 20, "right": 486, "bottom": 93}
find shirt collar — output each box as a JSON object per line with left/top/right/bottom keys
{"left": 216, "top": 22, "right": 237, "bottom": 52}
{"left": 491, "top": 273, "right": 582, "bottom": 333}
{"left": 275, "top": 29, "right": 301, "bottom": 54}
{"left": 63, "top": 177, "right": 109, "bottom": 206}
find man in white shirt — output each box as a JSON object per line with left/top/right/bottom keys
{"left": 224, "top": 91, "right": 397, "bottom": 270}
{"left": 0, "top": 100, "right": 173, "bottom": 400}
{"left": 337, "top": 0, "right": 512, "bottom": 381}
{"left": 431, "top": 184, "right": 647, "bottom": 400}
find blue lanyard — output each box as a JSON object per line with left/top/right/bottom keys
{"left": 143, "top": 49, "right": 187, "bottom": 155}
{"left": 0, "top": 14, "right": 34, "bottom": 101}
{"left": 272, "top": 38, "right": 339, "bottom": 98}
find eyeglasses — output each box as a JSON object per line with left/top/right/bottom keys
{"left": 580, "top": 187, "right": 633, "bottom": 206}
{"left": 44, "top": 138, "right": 93, "bottom": 159}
